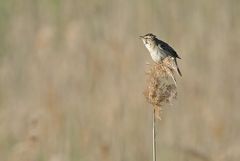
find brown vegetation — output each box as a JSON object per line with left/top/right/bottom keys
{"left": 0, "top": 0, "right": 240, "bottom": 161}
{"left": 144, "top": 58, "right": 177, "bottom": 119}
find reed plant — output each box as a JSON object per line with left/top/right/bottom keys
{"left": 144, "top": 57, "right": 178, "bottom": 161}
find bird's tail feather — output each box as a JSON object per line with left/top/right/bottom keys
{"left": 174, "top": 58, "right": 182, "bottom": 77}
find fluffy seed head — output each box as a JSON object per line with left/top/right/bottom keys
{"left": 144, "top": 57, "right": 177, "bottom": 118}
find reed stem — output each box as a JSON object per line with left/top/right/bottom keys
{"left": 153, "top": 108, "right": 156, "bottom": 161}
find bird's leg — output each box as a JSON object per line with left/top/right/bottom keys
{"left": 170, "top": 72, "right": 177, "bottom": 86}
{"left": 164, "top": 66, "right": 177, "bottom": 86}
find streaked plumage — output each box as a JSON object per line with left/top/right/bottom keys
{"left": 140, "top": 33, "right": 182, "bottom": 76}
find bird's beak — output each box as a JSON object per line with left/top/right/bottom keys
{"left": 139, "top": 35, "right": 144, "bottom": 39}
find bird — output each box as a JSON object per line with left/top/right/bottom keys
{"left": 140, "top": 33, "right": 182, "bottom": 77}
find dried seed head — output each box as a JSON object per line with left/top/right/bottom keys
{"left": 144, "top": 57, "right": 177, "bottom": 119}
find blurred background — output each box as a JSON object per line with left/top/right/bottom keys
{"left": 0, "top": 0, "right": 240, "bottom": 161}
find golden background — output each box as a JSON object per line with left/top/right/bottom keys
{"left": 0, "top": 0, "right": 240, "bottom": 161}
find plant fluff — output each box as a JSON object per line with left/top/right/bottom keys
{"left": 144, "top": 57, "right": 177, "bottom": 119}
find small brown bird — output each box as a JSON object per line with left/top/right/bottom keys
{"left": 140, "top": 33, "right": 182, "bottom": 77}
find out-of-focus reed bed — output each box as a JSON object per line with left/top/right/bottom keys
{"left": 1, "top": 0, "right": 240, "bottom": 161}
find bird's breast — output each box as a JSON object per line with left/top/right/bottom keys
{"left": 149, "top": 50, "right": 161, "bottom": 63}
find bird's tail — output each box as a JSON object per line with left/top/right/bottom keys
{"left": 174, "top": 58, "right": 182, "bottom": 77}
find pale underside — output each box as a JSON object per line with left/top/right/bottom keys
{"left": 145, "top": 44, "right": 168, "bottom": 63}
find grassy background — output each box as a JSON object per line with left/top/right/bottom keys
{"left": 0, "top": 0, "right": 240, "bottom": 161}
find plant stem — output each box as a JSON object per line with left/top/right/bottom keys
{"left": 153, "top": 108, "right": 156, "bottom": 161}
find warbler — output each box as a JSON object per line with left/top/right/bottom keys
{"left": 140, "top": 33, "right": 182, "bottom": 76}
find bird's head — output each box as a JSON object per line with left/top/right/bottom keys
{"left": 139, "top": 33, "right": 157, "bottom": 50}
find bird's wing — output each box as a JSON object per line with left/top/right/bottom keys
{"left": 156, "top": 39, "right": 181, "bottom": 59}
